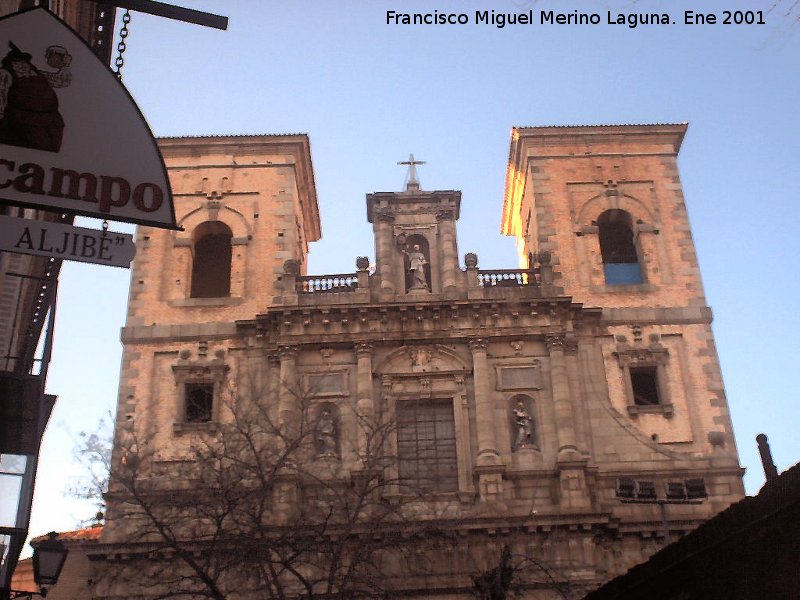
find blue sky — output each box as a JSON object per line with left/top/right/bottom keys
{"left": 27, "top": 0, "right": 800, "bottom": 538}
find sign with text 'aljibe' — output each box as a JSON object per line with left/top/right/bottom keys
{"left": 0, "top": 8, "right": 176, "bottom": 229}
{"left": 0, "top": 215, "right": 135, "bottom": 267}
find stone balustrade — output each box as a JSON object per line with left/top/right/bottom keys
{"left": 477, "top": 269, "right": 537, "bottom": 287}
{"left": 296, "top": 274, "right": 359, "bottom": 294}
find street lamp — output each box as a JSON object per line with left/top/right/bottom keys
{"left": 31, "top": 532, "right": 68, "bottom": 591}
{"left": 0, "top": 532, "right": 68, "bottom": 600}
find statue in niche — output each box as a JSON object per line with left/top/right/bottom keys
{"left": 512, "top": 400, "right": 534, "bottom": 450}
{"left": 404, "top": 243, "right": 429, "bottom": 290}
{"left": 315, "top": 407, "right": 338, "bottom": 457}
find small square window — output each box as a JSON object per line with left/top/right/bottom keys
{"left": 185, "top": 383, "right": 213, "bottom": 423}
{"left": 616, "top": 478, "right": 636, "bottom": 499}
{"left": 665, "top": 481, "right": 687, "bottom": 500}
{"left": 635, "top": 480, "right": 657, "bottom": 500}
{"left": 685, "top": 478, "right": 708, "bottom": 499}
{"left": 630, "top": 367, "right": 661, "bottom": 406}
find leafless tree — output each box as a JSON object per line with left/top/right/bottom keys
{"left": 769, "top": 0, "right": 800, "bottom": 21}
{"left": 67, "top": 414, "right": 113, "bottom": 523}
{"left": 471, "top": 543, "right": 578, "bottom": 600}
{"left": 92, "top": 372, "right": 463, "bottom": 600}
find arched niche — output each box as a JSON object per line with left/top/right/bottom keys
{"left": 402, "top": 233, "right": 432, "bottom": 292}
{"left": 190, "top": 221, "right": 232, "bottom": 298}
{"left": 597, "top": 209, "right": 643, "bottom": 284}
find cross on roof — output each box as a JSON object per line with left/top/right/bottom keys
{"left": 397, "top": 154, "right": 426, "bottom": 192}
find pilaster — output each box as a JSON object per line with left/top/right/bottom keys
{"left": 546, "top": 334, "right": 590, "bottom": 510}
{"left": 436, "top": 208, "right": 459, "bottom": 297}
{"left": 278, "top": 345, "right": 299, "bottom": 434}
{"left": 354, "top": 342, "right": 375, "bottom": 463}
{"left": 374, "top": 209, "right": 396, "bottom": 299}
{"left": 469, "top": 338, "right": 505, "bottom": 503}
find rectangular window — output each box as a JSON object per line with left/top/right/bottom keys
{"left": 616, "top": 477, "right": 635, "bottom": 499}
{"left": 615, "top": 478, "right": 657, "bottom": 500}
{"left": 665, "top": 481, "right": 687, "bottom": 500}
{"left": 184, "top": 382, "right": 214, "bottom": 423}
{"left": 0, "top": 454, "right": 28, "bottom": 528}
{"left": 635, "top": 480, "right": 657, "bottom": 499}
{"left": 630, "top": 367, "right": 661, "bottom": 406}
{"left": 685, "top": 478, "right": 708, "bottom": 499}
{"left": 397, "top": 401, "right": 457, "bottom": 493}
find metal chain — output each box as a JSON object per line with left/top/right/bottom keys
{"left": 113, "top": 10, "right": 131, "bottom": 80}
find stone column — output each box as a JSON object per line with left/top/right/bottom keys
{"left": 354, "top": 343, "right": 374, "bottom": 463}
{"left": 469, "top": 339, "right": 505, "bottom": 504}
{"left": 374, "top": 209, "right": 396, "bottom": 297}
{"left": 565, "top": 342, "right": 590, "bottom": 458}
{"left": 275, "top": 346, "right": 301, "bottom": 520}
{"left": 267, "top": 351, "right": 281, "bottom": 425}
{"left": 278, "top": 345, "right": 299, "bottom": 434}
{"left": 469, "top": 339, "right": 501, "bottom": 466}
{"left": 436, "top": 208, "right": 458, "bottom": 296}
{"left": 546, "top": 335, "right": 580, "bottom": 461}
{"left": 547, "top": 334, "right": 589, "bottom": 510}
{"left": 452, "top": 374, "right": 476, "bottom": 500}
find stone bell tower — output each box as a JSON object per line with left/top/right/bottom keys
{"left": 367, "top": 156, "right": 461, "bottom": 300}
{"left": 502, "top": 123, "right": 743, "bottom": 495}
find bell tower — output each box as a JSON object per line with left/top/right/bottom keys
{"left": 367, "top": 156, "right": 461, "bottom": 300}
{"left": 124, "top": 134, "right": 320, "bottom": 328}
{"left": 502, "top": 123, "right": 742, "bottom": 467}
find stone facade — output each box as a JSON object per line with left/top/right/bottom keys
{"left": 91, "top": 127, "right": 744, "bottom": 599}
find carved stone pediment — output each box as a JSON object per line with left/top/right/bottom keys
{"left": 376, "top": 344, "right": 467, "bottom": 375}
{"left": 613, "top": 346, "right": 668, "bottom": 367}
{"left": 172, "top": 360, "right": 229, "bottom": 383}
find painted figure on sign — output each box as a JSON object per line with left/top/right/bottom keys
{"left": 0, "top": 41, "right": 72, "bottom": 152}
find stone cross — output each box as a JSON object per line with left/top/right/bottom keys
{"left": 398, "top": 154, "right": 426, "bottom": 191}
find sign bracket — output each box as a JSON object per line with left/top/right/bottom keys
{"left": 91, "top": 0, "right": 228, "bottom": 30}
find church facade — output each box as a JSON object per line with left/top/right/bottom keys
{"left": 90, "top": 125, "right": 744, "bottom": 599}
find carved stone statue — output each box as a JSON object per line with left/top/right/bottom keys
{"left": 315, "top": 407, "right": 338, "bottom": 457}
{"left": 404, "top": 243, "right": 428, "bottom": 290}
{"left": 512, "top": 400, "right": 534, "bottom": 450}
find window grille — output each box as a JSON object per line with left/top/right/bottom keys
{"left": 397, "top": 400, "right": 457, "bottom": 493}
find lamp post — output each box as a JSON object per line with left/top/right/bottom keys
{"left": 0, "top": 532, "right": 68, "bottom": 600}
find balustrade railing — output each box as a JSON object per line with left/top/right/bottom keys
{"left": 297, "top": 274, "right": 359, "bottom": 294}
{"left": 477, "top": 269, "right": 537, "bottom": 287}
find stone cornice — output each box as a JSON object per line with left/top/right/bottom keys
{"left": 237, "top": 298, "right": 601, "bottom": 347}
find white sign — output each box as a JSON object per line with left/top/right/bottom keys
{"left": 0, "top": 215, "right": 135, "bottom": 267}
{"left": 0, "top": 8, "right": 176, "bottom": 229}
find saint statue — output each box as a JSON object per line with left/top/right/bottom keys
{"left": 512, "top": 400, "right": 534, "bottom": 450}
{"left": 404, "top": 243, "right": 429, "bottom": 290}
{"left": 315, "top": 407, "right": 338, "bottom": 457}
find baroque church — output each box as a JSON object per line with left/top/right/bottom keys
{"left": 89, "top": 124, "right": 744, "bottom": 599}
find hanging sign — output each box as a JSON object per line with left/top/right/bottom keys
{"left": 0, "top": 214, "right": 135, "bottom": 267}
{"left": 0, "top": 8, "right": 176, "bottom": 229}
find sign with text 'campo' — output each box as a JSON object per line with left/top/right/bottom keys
{"left": 0, "top": 8, "right": 176, "bottom": 229}
{"left": 0, "top": 215, "right": 135, "bottom": 267}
